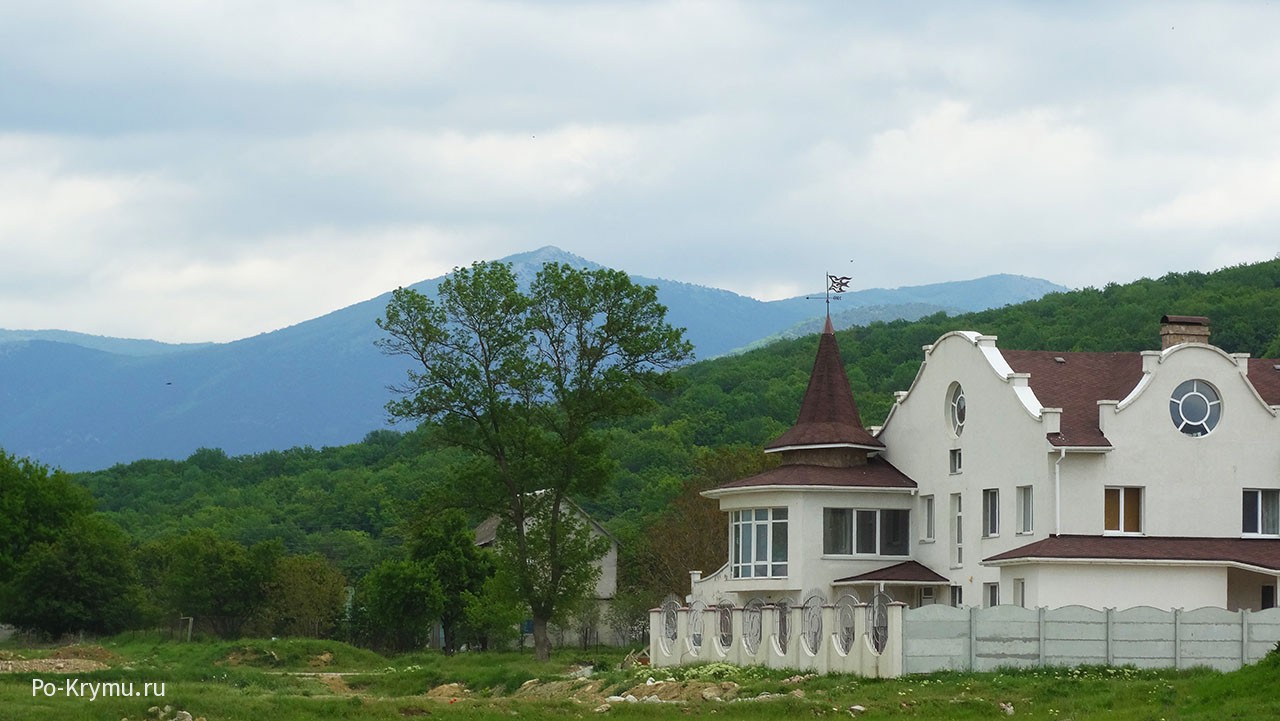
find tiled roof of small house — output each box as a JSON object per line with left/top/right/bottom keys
{"left": 713, "top": 456, "right": 916, "bottom": 491}
{"left": 765, "top": 318, "right": 884, "bottom": 451}
{"left": 984, "top": 534, "right": 1280, "bottom": 572}
{"left": 833, "top": 560, "right": 950, "bottom": 585}
{"left": 1000, "top": 350, "right": 1144, "bottom": 448}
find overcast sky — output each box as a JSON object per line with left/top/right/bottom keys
{"left": 3, "top": 1, "right": 1278, "bottom": 343}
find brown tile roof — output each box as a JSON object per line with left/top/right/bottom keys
{"left": 834, "top": 560, "right": 950, "bottom": 584}
{"left": 984, "top": 534, "right": 1280, "bottom": 572}
{"left": 714, "top": 457, "right": 917, "bottom": 491}
{"left": 1247, "top": 358, "right": 1280, "bottom": 405}
{"left": 765, "top": 325, "right": 883, "bottom": 451}
{"left": 1000, "top": 350, "right": 1145, "bottom": 447}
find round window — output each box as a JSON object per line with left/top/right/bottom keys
{"left": 1169, "top": 379, "right": 1221, "bottom": 436}
{"left": 948, "top": 383, "right": 966, "bottom": 436}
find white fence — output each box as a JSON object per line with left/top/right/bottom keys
{"left": 650, "top": 603, "right": 1280, "bottom": 677}
{"left": 904, "top": 605, "right": 1280, "bottom": 674}
{"left": 648, "top": 599, "right": 905, "bottom": 677}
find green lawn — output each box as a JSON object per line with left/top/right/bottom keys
{"left": 2, "top": 636, "right": 1277, "bottom": 720}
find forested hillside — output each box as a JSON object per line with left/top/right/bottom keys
{"left": 47, "top": 258, "right": 1280, "bottom": 642}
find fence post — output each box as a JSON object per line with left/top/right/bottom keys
{"left": 1241, "top": 608, "right": 1250, "bottom": 666}
{"left": 1173, "top": 608, "right": 1181, "bottom": 670}
{"left": 968, "top": 606, "right": 977, "bottom": 671}
{"left": 1037, "top": 606, "right": 1046, "bottom": 667}
{"left": 1105, "top": 607, "right": 1114, "bottom": 666}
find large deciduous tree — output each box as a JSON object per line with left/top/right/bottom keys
{"left": 377, "top": 260, "right": 692, "bottom": 659}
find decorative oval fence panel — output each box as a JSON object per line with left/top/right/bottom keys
{"left": 717, "top": 601, "right": 735, "bottom": 650}
{"left": 868, "top": 592, "right": 891, "bottom": 654}
{"left": 775, "top": 597, "right": 793, "bottom": 654}
{"left": 660, "top": 597, "right": 680, "bottom": 654}
{"left": 802, "top": 593, "right": 826, "bottom": 654}
{"left": 836, "top": 593, "right": 860, "bottom": 654}
{"left": 743, "top": 598, "right": 765, "bottom": 655}
{"left": 687, "top": 600, "right": 706, "bottom": 649}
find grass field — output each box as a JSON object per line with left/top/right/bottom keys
{"left": 2, "top": 635, "right": 1277, "bottom": 720}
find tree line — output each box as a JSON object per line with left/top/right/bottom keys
{"left": 4, "top": 257, "right": 1279, "bottom": 651}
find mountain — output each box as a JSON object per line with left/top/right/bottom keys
{"left": 0, "top": 246, "right": 1064, "bottom": 471}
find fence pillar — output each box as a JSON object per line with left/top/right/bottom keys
{"left": 1173, "top": 608, "right": 1182, "bottom": 670}
{"left": 1105, "top": 607, "right": 1114, "bottom": 666}
{"left": 968, "top": 606, "right": 977, "bottom": 671}
{"left": 1037, "top": 606, "right": 1046, "bottom": 666}
{"left": 1241, "top": 608, "right": 1251, "bottom": 665}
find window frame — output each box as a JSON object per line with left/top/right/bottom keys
{"left": 1242, "top": 488, "right": 1280, "bottom": 536}
{"left": 950, "top": 493, "right": 964, "bottom": 568}
{"left": 1104, "top": 486, "right": 1144, "bottom": 535}
{"left": 949, "top": 448, "right": 963, "bottom": 475}
{"left": 1016, "top": 485, "right": 1034, "bottom": 535}
{"left": 731, "top": 507, "right": 788, "bottom": 579}
{"left": 822, "top": 507, "right": 910, "bottom": 557}
{"left": 921, "top": 495, "right": 936, "bottom": 542}
{"left": 982, "top": 488, "right": 1000, "bottom": 538}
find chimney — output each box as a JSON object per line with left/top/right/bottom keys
{"left": 1160, "top": 315, "right": 1210, "bottom": 349}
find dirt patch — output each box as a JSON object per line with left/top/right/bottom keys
{"left": 219, "top": 647, "right": 280, "bottom": 667}
{"left": 426, "top": 682, "right": 470, "bottom": 699}
{"left": 620, "top": 680, "right": 741, "bottom": 703}
{"left": 0, "top": 658, "right": 109, "bottom": 674}
{"left": 50, "top": 645, "right": 118, "bottom": 663}
{"left": 511, "top": 678, "right": 604, "bottom": 703}
{"left": 316, "top": 673, "right": 351, "bottom": 694}
{"left": 309, "top": 651, "right": 334, "bottom": 668}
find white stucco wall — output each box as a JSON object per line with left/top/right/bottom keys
{"left": 1065, "top": 344, "right": 1280, "bottom": 538}
{"left": 1005, "top": 563, "right": 1226, "bottom": 610}
{"left": 878, "top": 332, "right": 1060, "bottom": 593}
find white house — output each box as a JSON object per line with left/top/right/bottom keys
{"left": 689, "top": 315, "right": 1280, "bottom": 612}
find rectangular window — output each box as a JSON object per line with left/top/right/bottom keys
{"left": 1243, "top": 489, "right": 1280, "bottom": 535}
{"left": 1013, "top": 578, "right": 1026, "bottom": 608}
{"left": 921, "top": 495, "right": 936, "bottom": 541}
{"left": 951, "top": 493, "right": 963, "bottom": 567}
{"left": 949, "top": 448, "right": 963, "bottom": 474}
{"left": 823, "top": 508, "right": 853, "bottom": 554}
{"left": 880, "top": 509, "right": 910, "bottom": 556}
{"left": 950, "top": 585, "right": 963, "bottom": 607}
{"left": 1016, "top": 485, "right": 1034, "bottom": 534}
{"left": 1264, "top": 585, "right": 1277, "bottom": 610}
{"left": 731, "top": 508, "right": 788, "bottom": 578}
{"left": 984, "top": 582, "right": 1000, "bottom": 608}
{"left": 822, "top": 508, "right": 910, "bottom": 557}
{"left": 855, "top": 510, "right": 878, "bottom": 554}
{"left": 982, "top": 488, "right": 1000, "bottom": 537}
{"left": 1104, "top": 487, "right": 1143, "bottom": 534}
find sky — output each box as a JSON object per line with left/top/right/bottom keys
{"left": 3, "top": 1, "right": 1278, "bottom": 344}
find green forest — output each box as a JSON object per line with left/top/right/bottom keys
{"left": 5, "top": 257, "right": 1280, "bottom": 650}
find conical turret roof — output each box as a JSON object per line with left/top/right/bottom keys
{"left": 765, "top": 317, "right": 883, "bottom": 452}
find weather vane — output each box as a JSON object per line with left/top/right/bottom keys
{"left": 805, "top": 267, "right": 853, "bottom": 320}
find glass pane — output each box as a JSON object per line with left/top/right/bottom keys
{"left": 824, "top": 509, "right": 852, "bottom": 554}
{"left": 856, "top": 510, "right": 877, "bottom": 554}
{"left": 1123, "top": 487, "right": 1142, "bottom": 532}
{"left": 1244, "top": 491, "right": 1260, "bottom": 534}
{"left": 1263, "top": 490, "right": 1279, "bottom": 535}
{"left": 881, "top": 509, "right": 909, "bottom": 556}
{"left": 772, "top": 518, "right": 787, "bottom": 563}
{"left": 755, "top": 509, "right": 768, "bottom": 521}
{"left": 1104, "top": 488, "right": 1120, "bottom": 531}
{"left": 773, "top": 507, "right": 787, "bottom": 520}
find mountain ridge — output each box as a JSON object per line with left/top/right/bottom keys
{"left": 0, "top": 246, "right": 1065, "bottom": 471}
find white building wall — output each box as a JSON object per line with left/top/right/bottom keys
{"left": 1071, "top": 344, "right": 1280, "bottom": 538}
{"left": 879, "top": 333, "right": 1058, "bottom": 596}
{"left": 1009, "top": 563, "right": 1226, "bottom": 610}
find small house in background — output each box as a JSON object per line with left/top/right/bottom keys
{"left": 689, "top": 314, "right": 1280, "bottom": 613}
{"left": 474, "top": 499, "right": 621, "bottom": 647}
